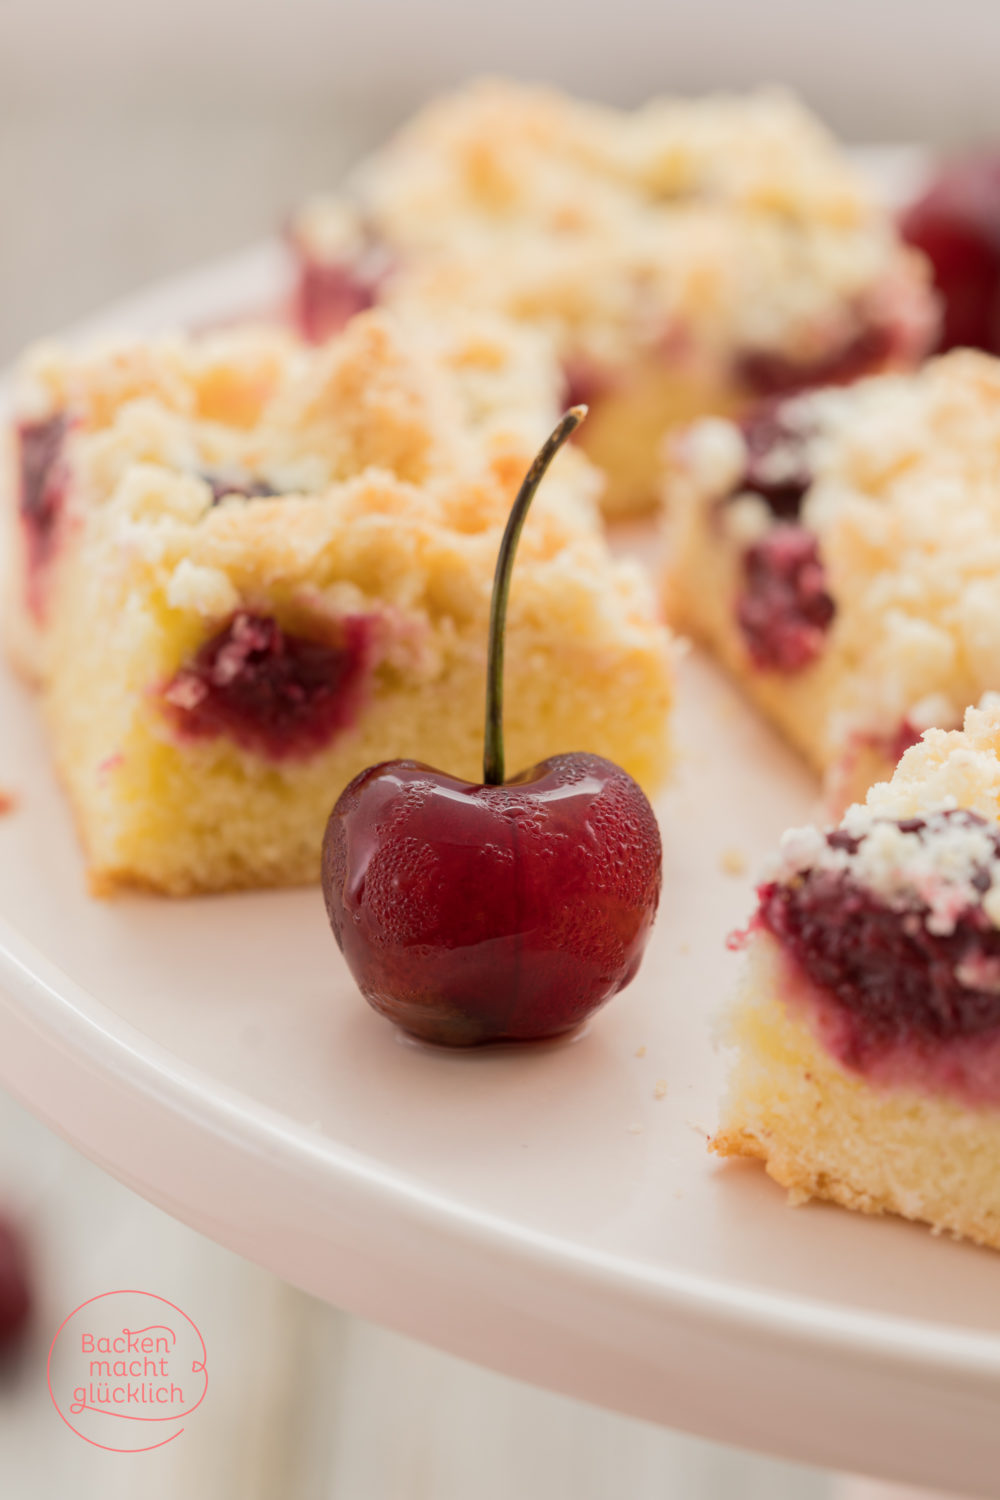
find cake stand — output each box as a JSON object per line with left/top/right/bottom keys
{"left": 2, "top": 235, "right": 997, "bottom": 1499}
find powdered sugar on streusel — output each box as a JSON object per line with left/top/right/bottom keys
{"left": 769, "top": 699, "right": 1000, "bottom": 935}
{"left": 772, "top": 807, "right": 998, "bottom": 936}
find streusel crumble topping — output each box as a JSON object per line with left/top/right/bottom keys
{"left": 294, "top": 78, "right": 934, "bottom": 373}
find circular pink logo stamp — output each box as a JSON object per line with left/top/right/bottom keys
{"left": 47, "top": 1290, "right": 207, "bottom": 1452}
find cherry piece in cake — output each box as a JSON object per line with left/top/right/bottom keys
{"left": 293, "top": 236, "right": 393, "bottom": 343}
{"left": 731, "top": 406, "right": 813, "bottom": 520}
{"left": 887, "top": 717, "right": 923, "bottom": 765}
{"left": 759, "top": 810, "right": 1000, "bottom": 1071}
{"left": 901, "top": 154, "right": 1000, "bottom": 354}
{"left": 164, "top": 611, "right": 372, "bottom": 761}
{"left": 737, "top": 525, "right": 834, "bottom": 672}
{"left": 737, "top": 323, "right": 896, "bottom": 398}
{"left": 18, "top": 415, "right": 69, "bottom": 595}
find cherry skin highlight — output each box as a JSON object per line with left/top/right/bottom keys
{"left": 321, "top": 753, "right": 662, "bottom": 1045}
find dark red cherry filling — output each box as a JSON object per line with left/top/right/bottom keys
{"left": 18, "top": 414, "right": 69, "bottom": 593}
{"left": 722, "top": 405, "right": 832, "bottom": 671}
{"left": 761, "top": 810, "right": 1000, "bottom": 1070}
{"left": 164, "top": 610, "right": 372, "bottom": 760}
{"left": 737, "top": 524, "right": 834, "bottom": 672}
{"left": 296, "top": 259, "right": 376, "bottom": 342}
{"left": 887, "top": 717, "right": 922, "bottom": 764}
{"left": 731, "top": 405, "right": 813, "bottom": 519}
{"left": 737, "top": 323, "right": 895, "bottom": 398}
{"left": 901, "top": 154, "right": 1000, "bottom": 354}
{"left": 561, "top": 359, "right": 615, "bottom": 411}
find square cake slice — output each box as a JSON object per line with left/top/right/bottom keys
{"left": 665, "top": 349, "right": 1000, "bottom": 810}
{"left": 4, "top": 310, "right": 673, "bottom": 895}
{"left": 289, "top": 79, "right": 936, "bottom": 517}
{"left": 713, "top": 699, "right": 1000, "bottom": 1251}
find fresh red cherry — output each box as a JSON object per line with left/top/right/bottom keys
{"left": 901, "top": 153, "right": 1000, "bottom": 354}
{"left": 322, "top": 410, "right": 662, "bottom": 1045}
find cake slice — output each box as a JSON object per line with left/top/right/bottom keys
{"left": 713, "top": 698, "right": 1000, "bottom": 1251}
{"left": 4, "top": 310, "right": 673, "bottom": 895}
{"left": 665, "top": 349, "right": 1000, "bottom": 809}
{"left": 289, "top": 78, "right": 936, "bottom": 516}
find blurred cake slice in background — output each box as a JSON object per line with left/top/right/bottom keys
{"left": 713, "top": 698, "right": 1000, "bottom": 1251}
{"left": 664, "top": 349, "right": 1000, "bottom": 809}
{"left": 3, "top": 310, "right": 673, "bottom": 894}
{"left": 289, "top": 78, "right": 938, "bottom": 516}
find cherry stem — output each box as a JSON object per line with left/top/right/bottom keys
{"left": 483, "top": 406, "right": 587, "bottom": 786}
